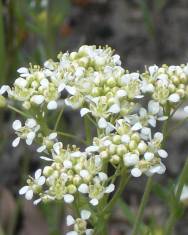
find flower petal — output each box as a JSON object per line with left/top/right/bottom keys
{"left": 66, "top": 215, "right": 75, "bottom": 226}
{"left": 64, "top": 194, "right": 74, "bottom": 204}
{"left": 81, "top": 210, "right": 91, "bottom": 220}
{"left": 12, "top": 120, "right": 22, "bottom": 130}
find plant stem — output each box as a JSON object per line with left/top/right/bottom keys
{"left": 57, "top": 131, "right": 86, "bottom": 145}
{"left": 84, "top": 116, "right": 92, "bottom": 145}
{"left": 54, "top": 108, "right": 64, "bottom": 130}
{"left": 103, "top": 169, "right": 129, "bottom": 214}
{"left": 164, "top": 159, "right": 188, "bottom": 235}
{"left": 7, "top": 104, "right": 29, "bottom": 118}
{"left": 131, "top": 177, "right": 153, "bottom": 235}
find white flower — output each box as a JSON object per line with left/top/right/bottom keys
{"left": 19, "top": 169, "right": 45, "bottom": 201}
{"left": 147, "top": 162, "right": 166, "bottom": 175}
{"left": 0, "top": 85, "right": 11, "bottom": 95}
{"left": 12, "top": 120, "right": 22, "bottom": 131}
{"left": 85, "top": 146, "right": 99, "bottom": 153}
{"left": 98, "top": 117, "right": 107, "bottom": 129}
{"left": 78, "top": 184, "right": 89, "bottom": 194}
{"left": 66, "top": 210, "right": 92, "bottom": 235}
{"left": 180, "top": 185, "right": 188, "bottom": 202}
{"left": 105, "top": 184, "right": 115, "bottom": 193}
{"left": 67, "top": 215, "right": 75, "bottom": 226}
{"left": 81, "top": 210, "right": 91, "bottom": 220}
{"left": 168, "top": 93, "right": 180, "bottom": 103}
{"left": 184, "top": 106, "right": 188, "bottom": 114}
{"left": 14, "top": 77, "right": 27, "bottom": 88}
{"left": 158, "top": 149, "right": 168, "bottom": 158}
{"left": 31, "top": 95, "right": 45, "bottom": 105}
{"left": 47, "top": 101, "right": 58, "bottom": 110}
{"left": 64, "top": 194, "right": 74, "bottom": 204}
{"left": 108, "top": 104, "right": 120, "bottom": 114}
{"left": 131, "top": 168, "right": 142, "bottom": 177}
{"left": 148, "top": 65, "right": 158, "bottom": 75}
{"left": 37, "top": 132, "right": 57, "bottom": 153}
{"left": 12, "top": 119, "right": 39, "bottom": 147}
{"left": 90, "top": 198, "right": 99, "bottom": 206}
{"left": 144, "top": 152, "right": 154, "bottom": 161}
{"left": 80, "top": 108, "right": 91, "bottom": 117}
{"left": 124, "top": 153, "right": 139, "bottom": 166}
{"left": 17, "top": 67, "right": 29, "bottom": 74}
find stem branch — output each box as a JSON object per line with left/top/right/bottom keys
{"left": 131, "top": 177, "right": 153, "bottom": 235}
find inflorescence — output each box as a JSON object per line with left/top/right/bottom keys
{"left": 1, "top": 45, "right": 188, "bottom": 234}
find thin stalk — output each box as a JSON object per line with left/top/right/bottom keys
{"left": 84, "top": 116, "right": 92, "bottom": 145}
{"left": 57, "top": 131, "right": 86, "bottom": 145}
{"left": 7, "top": 104, "right": 29, "bottom": 118}
{"left": 164, "top": 159, "right": 188, "bottom": 235}
{"left": 131, "top": 177, "right": 153, "bottom": 235}
{"left": 54, "top": 108, "right": 64, "bottom": 130}
{"left": 103, "top": 170, "right": 129, "bottom": 214}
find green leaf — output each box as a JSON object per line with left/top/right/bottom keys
{"left": 118, "top": 198, "right": 149, "bottom": 234}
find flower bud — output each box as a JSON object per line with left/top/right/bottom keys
{"left": 43, "top": 166, "right": 53, "bottom": 176}
{"left": 22, "top": 101, "right": 31, "bottom": 109}
{"left": 116, "top": 145, "right": 128, "bottom": 156}
{"left": 106, "top": 78, "right": 116, "bottom": 88}
{"left": 67, "top": 184, "right": 77, "bottom": 194}
{"left": 108, "top": 144, "right": 116, "bottom": 155}
{"left": 73, "top": 175, "right": 81, "bottom": 186}
{"left": 110, "top": 155, "right": 120, "bottom": 164}
{"left": 129, "top": 140, "right": 137, "bottom": 151}
{"left": 74, "top": 219, "right": 87, "bottom": 233}
{"left": 131, "top": 133, "right": 140, "bottom": 143}
{"left": 100, "top": 150, "right": 108, "bottom": 159}
{"left": 112, "top": 135, "right": 121, "bottom": 144}
{"left": 137, "top": 141, "right": 147, "bottom": 154}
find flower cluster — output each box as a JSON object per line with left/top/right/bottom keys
{"left": 1, "top": 45, "right": 188, "bottom": 234}
{"left": 92, "top": 119, "right": 167, "bottom": 177}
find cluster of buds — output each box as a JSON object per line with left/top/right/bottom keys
{"left": 92, "top": 119, "right": 167, "bottom": 177}
{"left": 141, "top": 64, "right": 188, "bottom": 105}
{"left": 1, "top": 45, "right": 188, "bottom": 234}
{"left": 20, "top": 143, "right": 115, "bottom": 207}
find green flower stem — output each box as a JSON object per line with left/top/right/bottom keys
{"left": 84, "top": 116, "right": 92, "bottom": 145}
{"left": 7, "top": 104, "right": 29, "bottom": 118}
{"left": 103, "top": 169, "right": 130, "bottom": 215}
{"left": 54, "top": 108, "right": 64, "bottom": 130}
{"left": 57, "top": 131, "right": 86, "bottom": 145}
{"left": 93, "top": 169, "right": 129, "bottom": 235}
{"left": 131, "top": 177, "right": 153, "bottom": 235}
{"left": 164, "top": 159, "right": 188, "bottom": 235}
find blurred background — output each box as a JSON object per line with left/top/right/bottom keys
{"left": 0, "top": 0, "right": 188, "bottom": 234}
